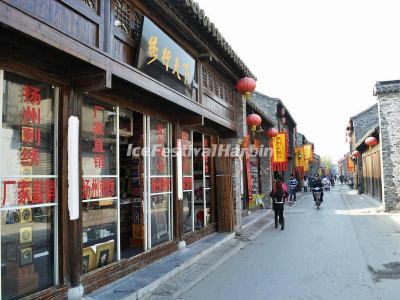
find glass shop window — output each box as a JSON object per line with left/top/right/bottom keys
{"left": 148, "top": 118, "right": 172, "bottom": 247}
{"left": 81, "top": 99, "right": 117, "bottom": 274}
{"left": 0, "top": 71, "right": 58, "bottom": 299}
{"left": 182, "top": 130, "right": 193, "bottom": 233}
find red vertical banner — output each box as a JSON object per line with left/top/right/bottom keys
{"left": 245, "top": 150, "right": 253, "bottom": 203}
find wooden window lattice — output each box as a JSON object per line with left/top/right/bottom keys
{"left": 132, "top": 10, "right": 143, "bottom": 40}
{"left": 81, "top": 0, "right": 97, "bottom": 11}
{"left": 114, "top": 0, "right": 131, "bottom": 37}
{"left": 201, "top": 66, "right": 233, "bottom": 105}
{"left": 202, "top": 66, "right": 208, "bottom": 89}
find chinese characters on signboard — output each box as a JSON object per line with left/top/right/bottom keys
{"left": 137, "top": 17, "right": 195, "bottom": 98}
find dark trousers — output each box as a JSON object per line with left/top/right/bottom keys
{"left": 274, "top": 203, "right": 284, "bottom": 227}
{"left": 289, "top": 189, "right": 296, "bottom": 202}
{"left": 303, "top": 186, "right": 308, "bottom": 192}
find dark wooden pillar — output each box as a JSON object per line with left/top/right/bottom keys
{"left": 67, "top": 86, "right": 83, "bottom": 288}
{"left": 59, "top": 87, "right": 70, "bottom": 285}
{"left": 215, "top": 145, "right": 234, "bottom": 232}
{"left": 173, "top": 122, "right": 184, "bottom": 241}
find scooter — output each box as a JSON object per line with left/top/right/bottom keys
{"left": 313, "top": 187, "right": 322, "bottom": 210}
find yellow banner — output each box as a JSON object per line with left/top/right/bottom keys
{"left": 295, "top": 147, "right": 305, "bottom": 168}
{"left": 272, "top": 133, "right": 287, "bottom": 163}
{"left": 347, "top": 157, "right": 354, "bottom": 172}
{"left": 303, "top": 144, "right": 313, "bottom": 161}
{"left": 304, "top": 157, "right": 309, "bottom": 171}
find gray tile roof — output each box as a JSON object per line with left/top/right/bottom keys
{"left": 350, "top": 104, "right": 379, "bottom": 144}
{"left": 246, "top": 98, "right": 276, "bottom": 127}
{"left": 251, "top": 91, "right": 297, "bottom": 127}
{"left": 166, "top": 0, "right": 255, "bottom": 79}
{"left": 374, "top": 80, "right": 400, "bottom": 95}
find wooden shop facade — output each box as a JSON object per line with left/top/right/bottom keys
{"left": 0, "top": 0, "right": 254, "bottom": 299}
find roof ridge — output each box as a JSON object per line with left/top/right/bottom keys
{"left": 350, "top": 103, "right": 378, "bottom": 120}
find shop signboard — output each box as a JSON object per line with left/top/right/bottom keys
{"left": 137, "top": 17, "right": 195, "bottom": 98}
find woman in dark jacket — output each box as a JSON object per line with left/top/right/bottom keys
{"left": 270, "top": 179, "right": 288, "bottom": 230}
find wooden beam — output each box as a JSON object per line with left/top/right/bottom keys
{"left": 73, "top": 72, "right": 111, "bottom": 92}
{"left": 180, "top": 115, "right": 204, "bottom": 126}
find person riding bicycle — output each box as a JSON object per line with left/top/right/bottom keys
{"left": 312, "top": 174, "right": 324, "bottom": 203}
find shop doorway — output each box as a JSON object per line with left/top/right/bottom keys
{"left": 119, "top": 109, "right": 145, "bottom": 259}
{"left": 193, "top": 132, "right": 212, "bottom": 230}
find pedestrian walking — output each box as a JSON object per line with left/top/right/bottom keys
{"left": 289, "top": 174, "right": 298, "bottom": 204}
{"left": 303, "top": 176, "right": 309, "bottom": 192}
{"left": 270, "top": 178, "right": 288, "bottom": 230}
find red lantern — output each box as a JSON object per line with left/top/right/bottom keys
{"left": 246, "top": 114, "right": 262, "bottom": 132}
{"left": 266, "top": 128, "right": 278, "bottom": 138}
{"left": 365, "top": 137, "right": 378, "bottom": 147}
{"left": 236, "top": 77, "right": 256, "bottom": 100}
{"left": 352, "top": 150, "right": 360, "bottom": 157}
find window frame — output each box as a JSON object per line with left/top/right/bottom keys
{"left": 0, "top": 69, "right": 60, "bottom": 299}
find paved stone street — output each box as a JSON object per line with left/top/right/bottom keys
{"left": 150, "top": 186, "right": 400, "bottom": 300}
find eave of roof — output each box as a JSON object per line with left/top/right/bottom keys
{"left": 374, "top": 80, "right": 400, "bottom": 95}
{"left": 350, "top": 103, "right": 378, "bottom": 120}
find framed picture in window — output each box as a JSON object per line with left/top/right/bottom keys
{"left": 20, "top": 226, "right": 33, "bottom": 244}
{"left": 19, "top": 246, "right": 33, "bottom": 266}
{"left": 20, "top": 208, "right": 32, "bottom": 223}
{"left": 82, "top": 247, "right": 95, "bottom": 274}
{"left": 116, "top": 108, "right": 133, "bottom": 137}
{"left": 95, "top": 240, "right": 114, "bottom": 269}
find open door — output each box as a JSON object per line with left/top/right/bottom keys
{"left": 215, "top": 147, "right": 234, "bottom": 232}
